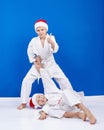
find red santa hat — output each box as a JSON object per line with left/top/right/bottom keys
{"left": 34, "top": 19, "right": 48, "bottom": 32}
{"left": 29, "top": 93, "right": 42, "bottom": 108}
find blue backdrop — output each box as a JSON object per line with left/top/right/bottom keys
{"left": 0, "top": 0, "right": 103, "bottom": 97}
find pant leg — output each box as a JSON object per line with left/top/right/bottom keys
{"left": 20, "top": 65, "right": 40, "bottom": 103}
{"left": 62, "top": 89, "right": 81, "bottom": 107}
{"left": 48, "top": 65, "right": 82, "bottom": 106}
{"left": 53, "top": 65, "right": 73, "bottom": 91}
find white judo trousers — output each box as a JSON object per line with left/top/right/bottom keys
{"left": 39, "top": 69, "right": 83, "bottom": 118}
{"left": 20, "top": 34, "right": 82, "bottom": 104}
{"left": 21, "top": 61, "right": 74, "bottom": 103}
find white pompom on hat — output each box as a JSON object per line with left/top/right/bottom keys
{"left": 29, "top": 93, "right": 43, "bottom": 108}
{"left": 34, "top": 19, "right": 48, "bottom": 32}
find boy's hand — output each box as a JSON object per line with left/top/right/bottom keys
{"left": 35, "top": 56, "right": 41, "bottom": 63}
{"left": 34, "top": 56, "right": 42, "bottom": 71}
{"left": 47, "top": 33, "right": 55, "bottom": 50}
{"left": 47, "top": 33, "right": 53, "bottom": 43}
{"left": 38, "top": 111, "right": 47, "bottom": 120}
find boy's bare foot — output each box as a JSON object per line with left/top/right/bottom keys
{"left": 76, "top": 112, "right": 86, "bottom": 121}
{"left": 85, "top": 110, "right": 96, "bottom": 124}
{"left": 17, "top": 103, "right": 26, "bottom": 110}
{"left": 76, "top": 103, "right": 96, "bottom": 124}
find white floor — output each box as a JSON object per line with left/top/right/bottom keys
{"left": 0, "top": 96, "right": 104, "bottom": 130}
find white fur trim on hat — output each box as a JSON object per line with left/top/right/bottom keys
{"left": 32, "top": 93, "right": 43, "bottom": 108}
{"left": 34, "top": 19, "right": 48, "bottom": 32}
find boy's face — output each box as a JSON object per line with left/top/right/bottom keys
{"left": 36, "top": 94, "right": 47, "bottom": 106}
{"left": 36, "top": 27, "right": 47, "bottom": 39}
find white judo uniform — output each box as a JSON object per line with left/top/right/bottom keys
{"left": 20, "top": 33, "right": 77, "bottom": 103}
{"left": 38, "top": 69, "right": 84, "bottom": 118}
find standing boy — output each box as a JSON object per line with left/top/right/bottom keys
{"left": 18, "top": 19, "right": 75, "bottom": 110}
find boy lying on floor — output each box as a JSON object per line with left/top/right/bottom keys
{"left": 29, "top": 68, "right": 96, "bottom": 124}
